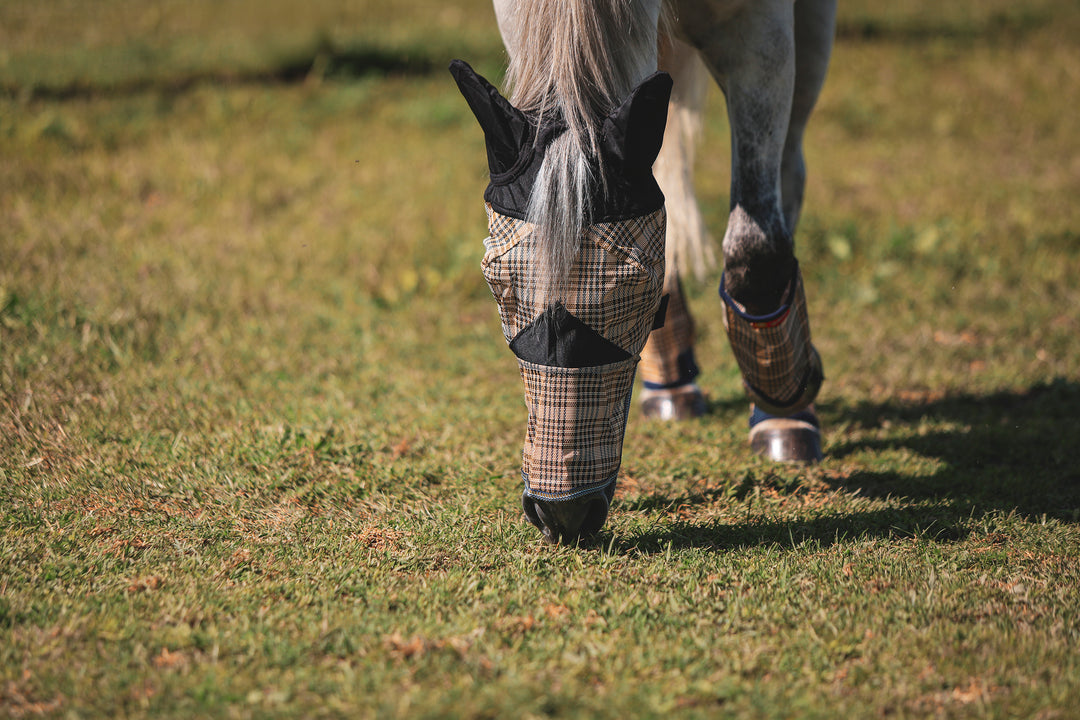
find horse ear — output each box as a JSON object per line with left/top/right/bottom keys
{"left": 602, "top": 72, "right": 673, "bottom": 170}
{"left": 450, "top": 60, "right": 531, "bottom": 175}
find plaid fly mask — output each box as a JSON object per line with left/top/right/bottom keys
{"left": 451, "top": 61, "right": 672, "bottom": 539}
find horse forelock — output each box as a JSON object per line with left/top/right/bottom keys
{"left": 500, "top": 0, "right": 663, "bottom": 300}
{"left": 506, "top": 0, "right": 660, "bottom": 152}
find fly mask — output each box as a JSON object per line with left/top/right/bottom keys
{"left": 451, "top": 60, "right": 672, "bottom": 541}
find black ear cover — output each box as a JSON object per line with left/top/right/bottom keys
{"left": 450, "top": 60, "right": 532, "bottom": 175}
{"left": 601, "top": 72, "right": 673, "bottom": 172}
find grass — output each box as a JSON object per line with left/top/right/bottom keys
{"left": 2, "top": 0, "right": 1079, "bottom": 717}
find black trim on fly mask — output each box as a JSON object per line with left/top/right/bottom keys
{"left": 507, "top": 295, "right": 667, "bottom": 369}
{"left": 509, "top": 303, "right": 632, "bottom": 368}
{"left": 449, "top": 59, "right": 673, "bottom": 221}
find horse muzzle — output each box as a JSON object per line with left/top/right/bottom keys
{"left": 483, "top": 207, "right": 666, "bottom": 538}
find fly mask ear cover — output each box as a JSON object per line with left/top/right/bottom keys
{"left": 450, "top": 60, "right": 672, "bottom": 507}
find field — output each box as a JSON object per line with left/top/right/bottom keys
{"left": 2, "top": 0, "right": 1079, "bottom": 717}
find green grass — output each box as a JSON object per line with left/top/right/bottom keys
{"left": 2, "top": 1, "right": 1079, "bottom": 717}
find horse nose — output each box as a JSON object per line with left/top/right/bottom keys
{"left": 522, "top": 489, "right": 612, "bottom": 545}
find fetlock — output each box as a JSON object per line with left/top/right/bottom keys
{"left": 639, "top": 277, "right": 707, "bottom": 420}
{"left": 720, "top": 261, "right": 823, "bottom": 416}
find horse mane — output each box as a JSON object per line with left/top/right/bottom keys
{"left": 501, "top": 0, "right": 664, "bottom": 301}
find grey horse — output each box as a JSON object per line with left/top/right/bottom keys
{"left": 454, "top": 0, "right": 836, "bottom": 543}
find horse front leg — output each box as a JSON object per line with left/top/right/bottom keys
{"left": 782, "top": 0, "right": 838, "bottom": 233}
{"left": 683, "top": 0, "right": 825, "bottom": 461}
{"left": 639, "top": 38, "right": 710, "bottom": 421}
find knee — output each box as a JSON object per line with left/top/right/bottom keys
{"left": 721, "top": 204, "right": 795, "bottom": 315}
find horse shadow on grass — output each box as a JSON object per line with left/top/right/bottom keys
{"left": 607, "top": 378, "right": 1080, "bottom": 554}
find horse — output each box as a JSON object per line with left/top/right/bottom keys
{"left": 451, "top": 0, "right": 836, "bottom": 543}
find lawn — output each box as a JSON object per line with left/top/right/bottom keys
{"left": 2, "top": 0, "right": 1079, "bottom": 717}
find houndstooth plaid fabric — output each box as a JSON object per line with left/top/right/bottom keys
{"left": 484, "top": 206, "right": 666, "bottom": 500}
{"left": 517, "top": 358, "right": 638, "bottom": 499}
{"left": 484, "top": 206, "right": 666, "bottom": 353}
{"left": 720, "top": 265, "right": 824, "bottom": 415}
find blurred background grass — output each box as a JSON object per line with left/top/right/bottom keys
{"left": 0, "top": 0, "right": 501, "bottom": 92}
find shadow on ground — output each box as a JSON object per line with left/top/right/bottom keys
{"left": 2, "top": 41, "right": 502, "bottom": 101}
{"left": 608, "top": 378, "right": 1079, "bottom": 554}
{"left": 823, "top": 378, "right": 1080, "bottom": 519}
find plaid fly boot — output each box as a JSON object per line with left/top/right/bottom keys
{"left": 451, "top": 60, "right": 672, "bottom": 543}
{"left": 639, "top": 275, "right": 706, "bottom": 420}
{"left": 720, "top": 262, "right": 825, "bottom": 462}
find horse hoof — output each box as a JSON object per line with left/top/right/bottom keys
{"left": 521, "top": 485, "right": 613, "bottom": 545}
{"left": 640, "top": 384, "right": 707, "bottom": 421}
{"left": 748, "top": 405, "right": 823, "bottom": 464}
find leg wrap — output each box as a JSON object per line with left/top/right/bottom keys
{"left": 720, "top": 263, "right": 824, "bottom": 416}
{"left": 483, "top": 208, "right": 666, "bottom": 502}
{"left": 639, "top": 275, "right": 699, "bottom": 389}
